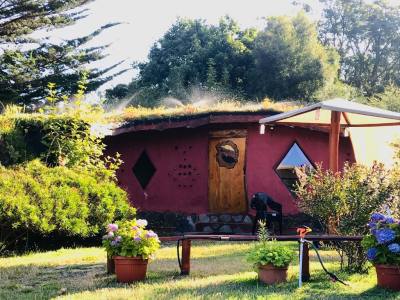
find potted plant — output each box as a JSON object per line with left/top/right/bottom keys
{"left": 362, "top": 213, "right": 400, "bottom": 291}
{"left": 247, "top": 222, "right": 294, "bottom": 284}
{"left": 102, "top": 219, "right": 160, "bottom": 283}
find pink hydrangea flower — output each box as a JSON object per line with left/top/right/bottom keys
{"left": 107, "top": 223, "right": 118, "bottom": 232}
{"left": 132, "top": 226, "right": 139, "bottom": 231}
{"left": 146, "top": 230, "right": 158, "bottom": 238}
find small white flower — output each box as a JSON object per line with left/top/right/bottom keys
{"left": 136, "top": 219, "right": 148, "bottom": 228}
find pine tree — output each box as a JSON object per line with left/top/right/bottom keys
{"left": 0, "top": 0, "right": 125, "bottom": 106}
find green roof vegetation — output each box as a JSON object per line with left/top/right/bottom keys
{"left": 0, "top": 100, "right": 302, "bottom": 129}
{"left": 109, "top": 100, "right": 302, "bottom": 123}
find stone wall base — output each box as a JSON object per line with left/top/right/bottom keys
{"left": 136, "top": 211, "right": 321, "bottom": 235}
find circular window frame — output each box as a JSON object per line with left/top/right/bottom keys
{"left": 215, "top": 140, "right": 239, "bottom": 169}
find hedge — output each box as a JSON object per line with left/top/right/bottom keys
{"left": 0, "top": 160, "right": 135, "bottom": 253}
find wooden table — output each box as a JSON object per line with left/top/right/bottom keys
{"left": 159, "top": 234, "right": 363, "bottom": 280}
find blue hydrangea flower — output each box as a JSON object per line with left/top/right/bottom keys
{"left": 384, "top": 217, "right": 395, "bottom": 224}
{"left": 388, "top": 243, "right": 400, "bottom": 253}
{"left": 371, "top": 213, "right": 386, "bottom": 222}
{"left": 375, "top": 228, "right": 396, "bottom": 244}
{"left": 367, "top": 248, "right": 378, "bottom": 261}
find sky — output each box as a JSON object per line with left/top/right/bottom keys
{"left": 38, "top": 0, "right": 322, "bottom": 91}
{"left": 36, "top": 0, "right": 400, "bottom": 92}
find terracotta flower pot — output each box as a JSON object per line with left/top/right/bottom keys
{"left": 258, "top": 264, "right": 288, "bottom": 284}
{"left": 106, "top": 256, "right": 115, "bottom": 274}
{"left": 375, "top": 264, "right": 400, "bottom": 291}
{"left": 114, "top": 256, "right": 148, "bottom": 283}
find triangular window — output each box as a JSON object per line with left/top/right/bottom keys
{"left": 276, "top": 143, "right": 313, "bottom": 194}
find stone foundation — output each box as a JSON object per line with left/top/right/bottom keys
{"left": 195, "top": 213, "right": 253, "bottom": 234}
{"left": 136, "top": 211, "right": 321, "bottom": 235}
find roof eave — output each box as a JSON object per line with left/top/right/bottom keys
{"left": 260, "top": 100, "right": 400, "bottom": 125}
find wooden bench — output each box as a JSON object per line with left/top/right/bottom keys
{"left": 159, "top": 234, "right": 363, "bottom": 280}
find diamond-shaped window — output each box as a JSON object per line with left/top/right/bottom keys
{"left": 276, "top": 143, "right": 313, "bottom": 194}
{"left": 132, "top": 151, "right": 156, "bottom": 189}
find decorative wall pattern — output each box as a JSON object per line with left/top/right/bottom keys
{"left": 169, "top": 145, "right": 201, "bottom": 188}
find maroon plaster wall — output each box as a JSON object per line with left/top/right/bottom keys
{"left": 105, "top": 124, "right": 355, "bottom": 216}
{"left": 105, "top": 128, "right": 210, "bottom": 213}
{"left": 245, "top": 125, "right": 354, "bottom": 215}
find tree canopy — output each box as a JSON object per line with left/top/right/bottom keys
{"left": 319, "top": 0, "right": 400, "bottom": 95}
{"left": 4, "top": 0, "right": 400, "bottom": 110}
{"left": 106, "top": 15, "right": 338, "bottom": 106}
{"left": 0, "top": 0, "right": 92, "bottom": 43}
{"left": 0, "top": 0, "right": 123, "bottom": 107}
{"left": 136, "top": 17, "right": 257, "bottom": 102}
{"left": 250, "top": 13, "right": 339, "bottom": 100}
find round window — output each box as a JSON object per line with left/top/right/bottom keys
{"left": 215, "top": 140, "right": 239, "bottom": 169}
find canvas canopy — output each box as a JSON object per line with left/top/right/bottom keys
{"left": 260, "top": 99, "right": 400, "bottom": 127}
{"left": 259, "top": 99, "right": 400, "bottom": 170}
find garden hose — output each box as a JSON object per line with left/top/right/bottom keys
{"left": 297, "top": 226, "right": 348, "bottom": 287}
{"left": 177, "top": 239, "right": 182, "bottom": 271}
{"left": 305, "top": 239, "right": 348, "bottom": 286}
{"left": 175, "top": 234, "right": 347, "bottom": 286}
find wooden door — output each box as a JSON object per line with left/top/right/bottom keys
{"left": 208, "top": 136, "right": 247, "bottom": 213}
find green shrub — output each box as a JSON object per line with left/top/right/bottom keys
{"left": 247, "top": 222, "right": 294, "bottom": 268}
{"left": 295, "top": 163, "right": 396, "bottom": 272}
{"left": 0, "top": 114, "right": 106, "bottom": 168}
{"left": 0, "top": 80, "right": 136, "bottom": 253}
{"left": 247, "top": 241, "right": 294, "bottom": 268}
{"left": 0, "top": 160, "right": 135, "bottom": 253}
{"left": 361, "top": 85, "right": 400, "bottom": 113}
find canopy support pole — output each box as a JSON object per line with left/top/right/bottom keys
{"left": 329, "top": 111, "right": 341, "bottom": 172}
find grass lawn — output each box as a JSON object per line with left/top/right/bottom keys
{"left": 0, "top": 242, "right": 399, "bottom": 300}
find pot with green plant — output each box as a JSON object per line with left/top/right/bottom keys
{"left": 102, "top": 219, "right": 160, "bottom": 283}
{"left": 362, "top": 213, "right": 400, "bottom": 291}
{"left": 247, "top": 221, "right": 294, "bottom": 284}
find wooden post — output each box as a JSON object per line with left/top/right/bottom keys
{"left": 181, "top": 239, "right": 191, "bottom": 275}
{"left": 329, "top": 111, "right": 341, "bottom": 172}
{"left": 301, "top": 242, "right": 310, "bottom": 282}
{"left": 106, "top": 256, "right": 115, "bottom": 274}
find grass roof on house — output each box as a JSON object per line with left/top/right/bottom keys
{"left": 105, "top": 100, "right": 304, "bottom": 135}
{"left": 109, "top": 100, "right": 302, "bottom": 124}
{"left": 0, "top": 100, "right": 303, "bottom": 136}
